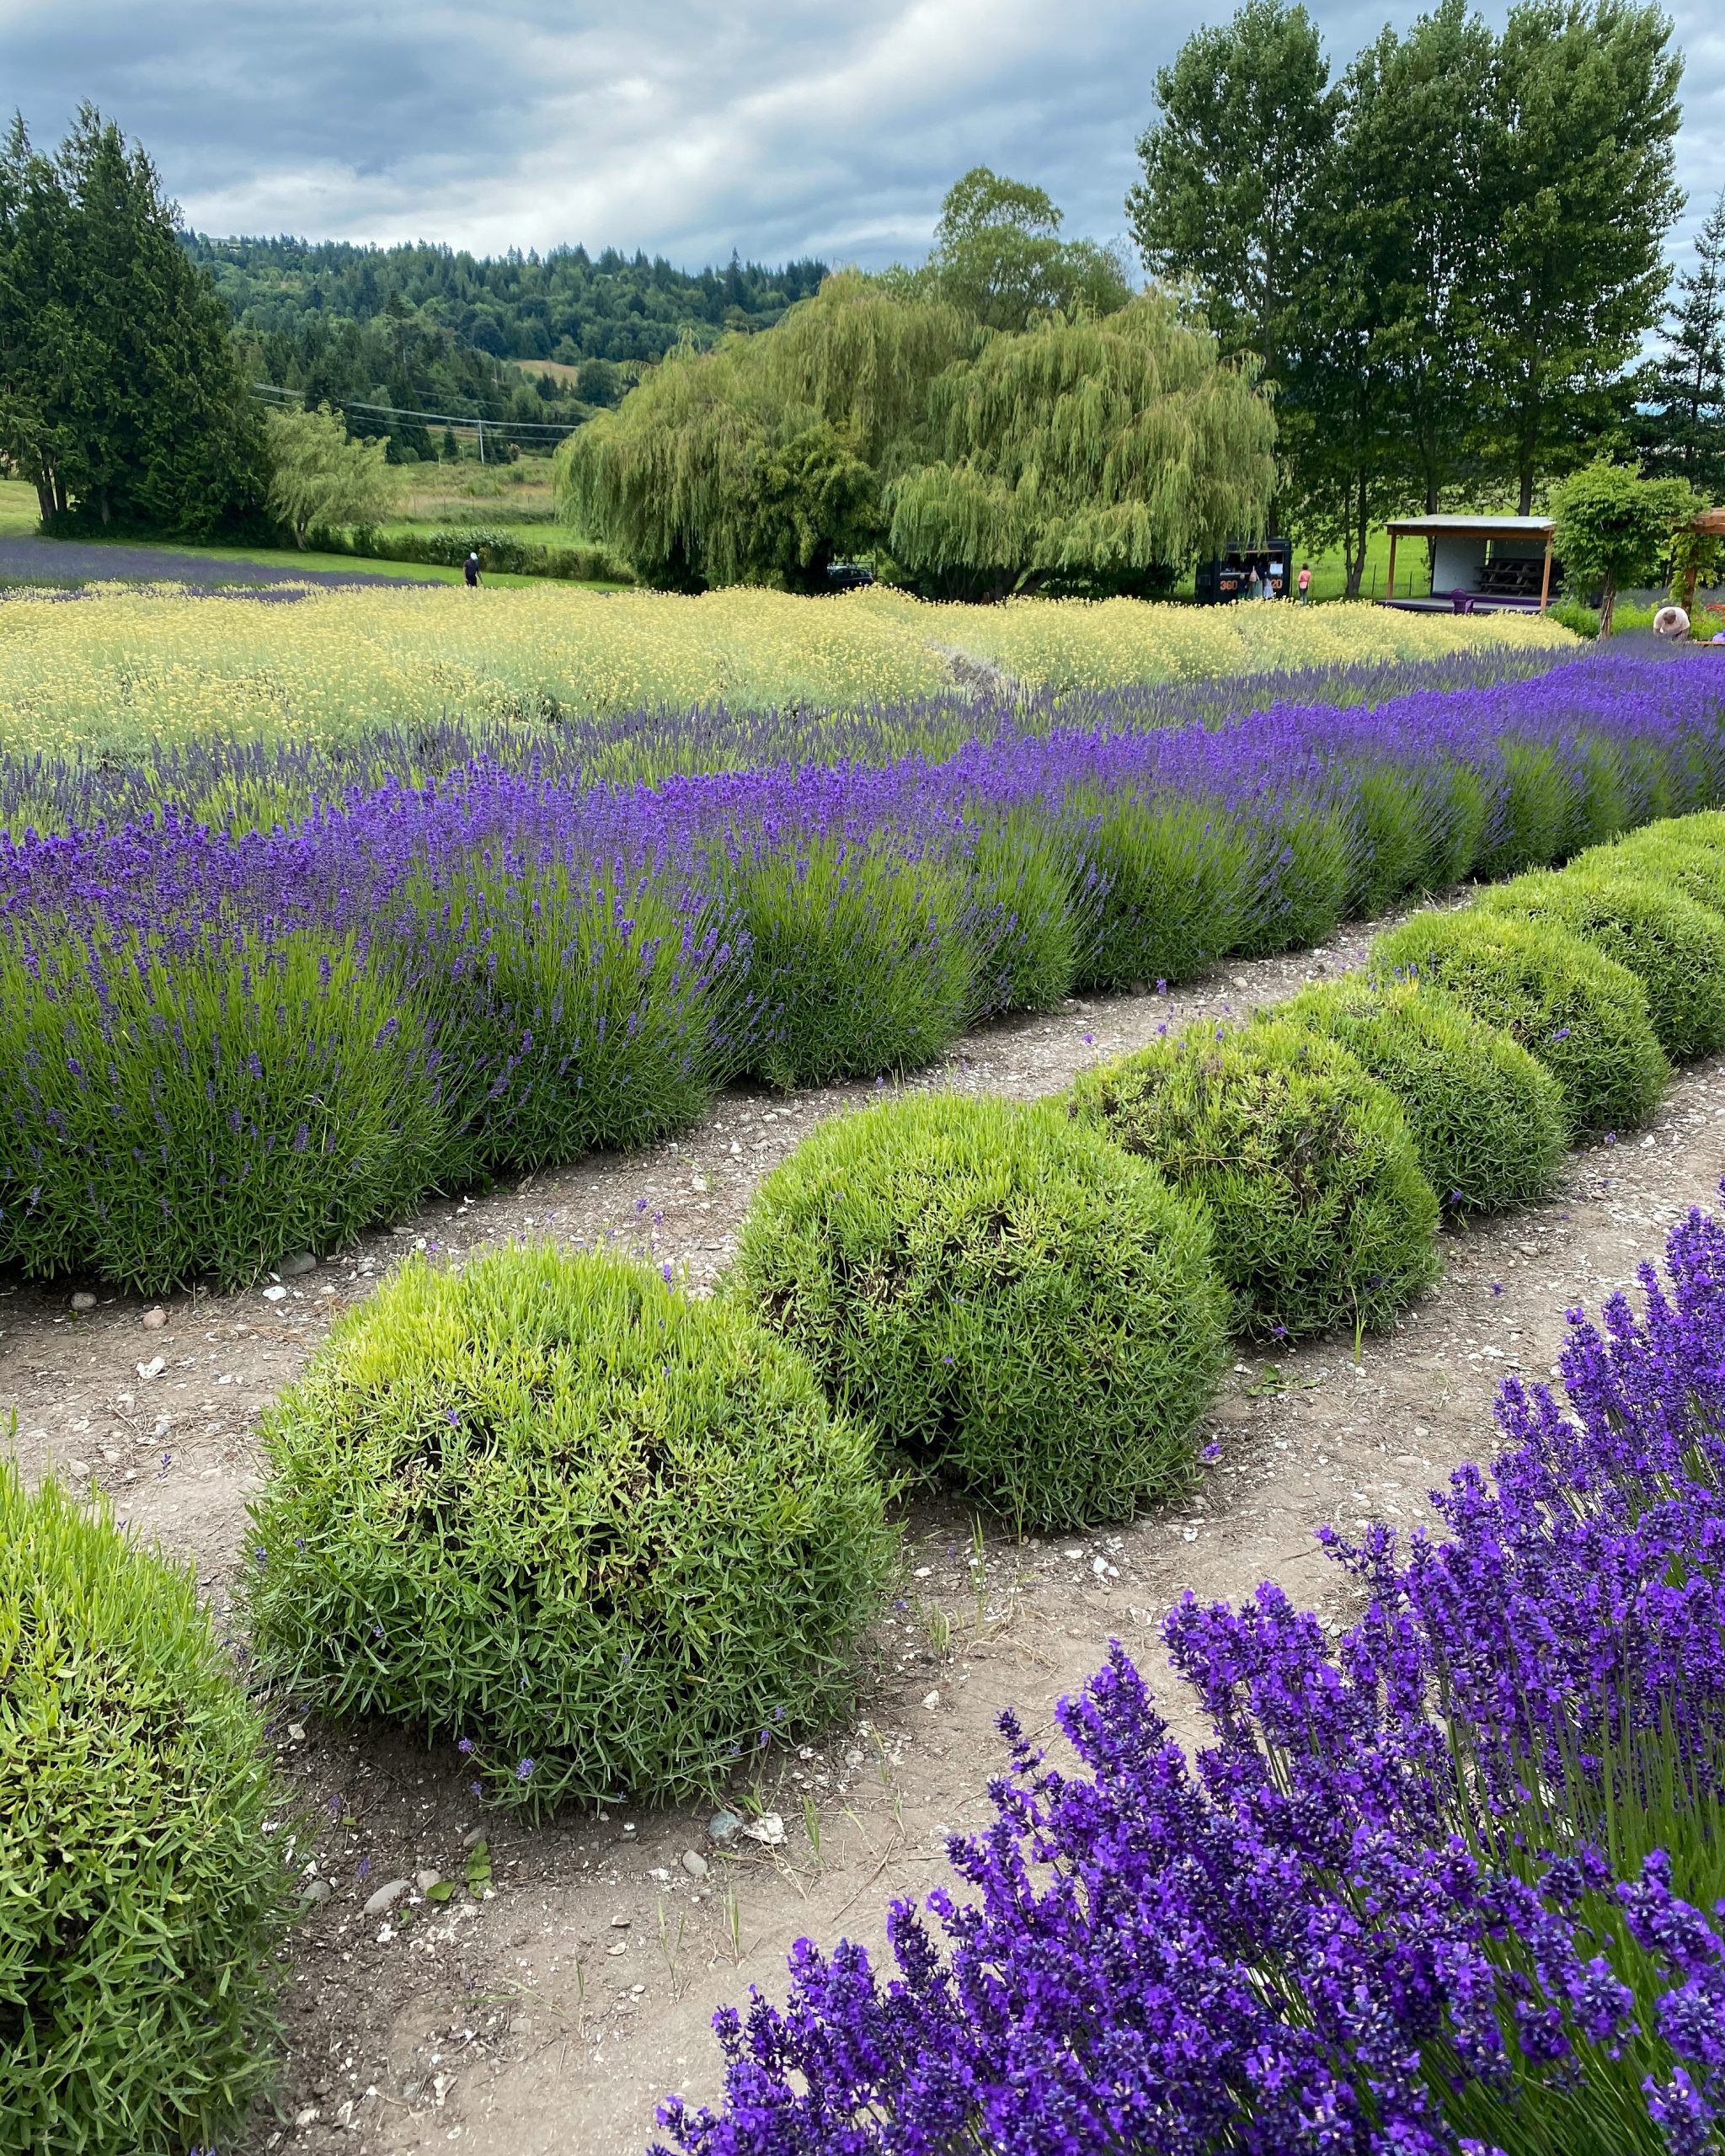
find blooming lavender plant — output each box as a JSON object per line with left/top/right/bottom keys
{"left": 655, "top": 1187, "right": 1725, "bottom": 2156}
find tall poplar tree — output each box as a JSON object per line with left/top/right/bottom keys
{"left": 1480, "top": 0, "right": 1682, "bottom": 513}
{"left": 1637, "top": 192, "right": 1725, "bottom": 498}
{"left": 0, "top": 108, "right": 267, "bottom": 536}
{"left": 1126, "top": 0, "right": 1338, "bottom": 392}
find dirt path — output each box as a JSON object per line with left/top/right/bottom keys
{"left": 5, "top": 899, "right": 1722, "bottom": 2156}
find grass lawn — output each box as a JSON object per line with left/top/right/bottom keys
{"left": 1301, "top": 529, "right": 1434, "bottom": 604}
{"left": 0, "top": 478, "right": 44, "bottom": 535}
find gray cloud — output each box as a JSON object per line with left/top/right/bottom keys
{"left": 3, "top": 0, "right": 1720, "bottom": 268}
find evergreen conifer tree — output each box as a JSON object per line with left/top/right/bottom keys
{"left": 0, "top": 107, "right": 267, "bottom": 537}
{"left": 1637, "top": 192, "right": 1725, "bottom": 499}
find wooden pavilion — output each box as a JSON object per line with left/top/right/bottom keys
{"left": 1381, "top": 515, "right": 1557, "bottom": 613}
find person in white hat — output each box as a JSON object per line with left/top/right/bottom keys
{"left": 1653, "top": 603, "right": 1690, "bottom": 638}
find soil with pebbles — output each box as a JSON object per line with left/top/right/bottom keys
{"left": 5, "top": 893, "right": 1724, "bottom": 2156}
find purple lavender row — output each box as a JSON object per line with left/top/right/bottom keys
{"left": 0, "top": 648, "right": 1719, "bottom": 1290}
{"left": 654, "top": 1192, "right": 1725, "bottom": 2156}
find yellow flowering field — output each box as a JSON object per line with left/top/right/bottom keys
{"left": 0, "top": 580, "right": 1575, "bottom": 755}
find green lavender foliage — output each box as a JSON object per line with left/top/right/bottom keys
{"left": 1271, "top": 976, "right": 1569, "bottom": 1214}
{"left": 1474, "top": 741, "right": 1573, "bottom": 879}
{"left": 961, "top": 814, "right": 1085, "bottom": 1021}
{"left": 1234, "top": 798, "right": 1354, "bottom": 958}
{"left": 1478, "top": 866, "right": 1725, "bottom": 1062}
{"left": 1373, "top": 910, "right": 1670, "bottom": 1136}
{"left": 243, "top": 1246, "right": 892, "bottom": 1810}
{"left": 734, "top": 840, "right": 975, "bottom": 1090}
{"left": 730, "top": 1093, "right": 1229, "bottom": 1529}
{"left": 1578, "top": 819, "right": 1725, "bottom": 922}
{"left": 399, "top": 858, "right": 733, "bottom": 1181}
{"left": 1070, "top": 792, "right": 1257, "bottom": 991}
{"left": 0, "top": 1460, "right": 295, "bottom": 2156}
{"left": 0, "top": 930, "right": 445, "bottom": 1294}
{"left": 1067, "top": 1019, "right": 1441, "bottom": 1342}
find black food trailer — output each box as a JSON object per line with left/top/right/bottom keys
{"left": 1196, "top": 537, "right": 1294, "bottom": 604}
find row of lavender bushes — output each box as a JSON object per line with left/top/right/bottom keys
{"left": 0, "top": 647, "right": 1589, "bottom": 828}
{"left": 657, "top": 1192, "right": 1725, "bottom": 2156}
{"left": 1, "top": 651, "right": 1722, "bottom": 1294}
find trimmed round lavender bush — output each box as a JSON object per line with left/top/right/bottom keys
{"left": 730, "top": 1094, "right": 1228, "bottom": 1529}
{"left": 1373, "top": 909, "right": 1669, "bottom": 1136}
{"left": 1479, "top": 865, "right": 1725, "bottom": 1062}
{"left": 1582, "top": 821, "right": 1725, "bottom": 922}
{"left": 399, "top": 857, "right": 735, "bottom": 1181}
{"left": 0, "top": 1461, "right": 295, "bottom": 2156}
{"left": 732, "top": 837, "right": 973, "bottom": 1090}
{"left": 0, "top": 928, "right": 445, "bottom": 1294}
{"left": 1069, "top": 791, "right": 1257, "bottom": 991}
{"left": 1068, "top": 1019, "right": 1440, "bottom": 1342}
{"left": 244, "top": 1245, "right": 892, "bottom": 1810}
{"left": 1273, "top": 975, "right": 1568, "bottom": 1214}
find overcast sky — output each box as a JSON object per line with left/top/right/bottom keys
{"left": 3, "top": 0, "right": 1722, "bottom": 271}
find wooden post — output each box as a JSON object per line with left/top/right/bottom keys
{"left": 1386, "top": 530, "right": 1399, "bottom": 604}
{"left": 1538, "top": 537, "right": 1552, "bottom": 614}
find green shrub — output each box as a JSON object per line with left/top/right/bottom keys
{"left": 1478, "top": 867, "right": 1725, "bottom": 1061}
{"left": 0, "top": 1460, "right": 294, "bottom": 2155}
{"left": 1067, "top": 1019, "right": 1441, "bottom": 1342}
{"left": 1271, "top": 976, "right": 1569, "bottom": 1214}
{"left": 1070, "top": 792, "right": 1256, "bottom": 990}
{"left": 244, "top": 1246, "right": 892, "bottom": 1808}
{"left": 1236, "top": 798, "right": 1352, "bottom": 957}
{"left": 730, "top": 1093, "right": 1229, "bottom": 1529}
{"left": 0, "top": 928, "right": 445, "bottom": 1293}
{"left": 1372, "top": 909, "right": 1668, "bottom": 1136}
{"left": 735, "top": 838, "right": 973, "bottom": 1090}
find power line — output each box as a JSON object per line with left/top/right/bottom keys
{"left": 250, "top": 383, "right": 579, "bottom": 439}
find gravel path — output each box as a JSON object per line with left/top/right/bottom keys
{"left": 0, "top": 534, "right": 438, "bottom": 590}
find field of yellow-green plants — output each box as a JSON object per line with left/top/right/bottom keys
{"left": 0, "top": 580, "right": 1575, "bottom": 754}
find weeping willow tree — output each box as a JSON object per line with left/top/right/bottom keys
{"left": 556, "top": 275, "right": 974, "bottom": 590}
{"left": 557, "top": 183, "right": 1276, "bottom": 599}
{"left": 889, "top": 296, "right": 1276, "bottom": 600}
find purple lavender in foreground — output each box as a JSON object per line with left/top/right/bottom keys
{"left": 654, "top": 1187, "right": 1725, "bottom": 2156}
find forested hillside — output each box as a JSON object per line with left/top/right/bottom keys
{"left": 183, "top": 235, "right": 829, "bottom": 365}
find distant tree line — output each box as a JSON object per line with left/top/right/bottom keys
{"left": 182, "top": 237, "right": 832, "bottom": 466}
{"left": 185, "top": 235, "right": 830, "bottom": 365}
{"left": 1131, "top": 0, "right": 1690, "bottom": 591}
{"left": 234, "top": 303, "right": 590, "bottom": 462}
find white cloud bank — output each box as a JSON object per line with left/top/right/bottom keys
{"left": 3, "top": 0, "right": 1720, "bottom": 266}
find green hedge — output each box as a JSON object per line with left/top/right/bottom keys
{"left": 1477, "top": 867, "right": 1725, "bottom": 1062}
{"left": 244, "top": 1245, "right": 891, "bottom": 1808}
{"left": 1271, "top": 976, "right": 1569, "bottom": 1214}
{"left": 0, "top": 1462, "right": 293, "bottom": 2156}
{"left": 307, "top": 522, "right": 633, "bottom": 581}
{"left": 1372, "top": 910, "right": 1668, "bottom": 1137}
{"left": 1067, "top": 1019, "right": 1441, "bottom": 1342}
{"left": 731, "top": 1093, "right": 1229, "bottom": 1529}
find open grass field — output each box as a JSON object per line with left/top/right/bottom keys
{"left": 0, "top": 580, "right": 1574, "bottom": 756}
